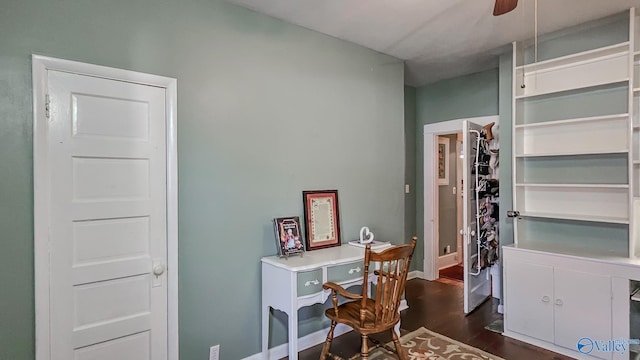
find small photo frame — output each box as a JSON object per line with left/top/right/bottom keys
{"left": 274, "top": 216, "right": 305, "bottom": 257}
{"left": 438, "top": 136, "right": 450, "bottom": 186}
{"left": 302, "top": 190, "right": 341, "bottom": 251}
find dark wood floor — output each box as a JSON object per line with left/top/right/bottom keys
{"left": 294, "top": 278, "right": 572, "bottom": 360}
{"left": 438, "top": 264, "right": 464, "bottom": 282}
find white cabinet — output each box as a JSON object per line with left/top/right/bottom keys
{"left": 553, "top": 268, "right": 612, "bottom": 354}
{"left": 630, "top": 280, "right": 640, "bottom": 359}
{"left": 504, "top": 249, "right": 614, "bottom": 360}
{"left": 504, "top": 261, "right": 554, "bottom": 343}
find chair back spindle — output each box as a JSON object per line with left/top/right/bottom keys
{"left": 320, "top": 236, "right": 417, "bottom": 360}
{"left": 365, "top": 241, "right": 415, "bottom": 327}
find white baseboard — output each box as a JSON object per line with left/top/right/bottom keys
{"left": 243, "top": 324, "right": 351, "bottom": 360}
{"left": 399, "top": 299, "right": 408, "bottom": 311}
{"left": 438, "top": 253, "right": 458, "bottom": 270}
{"left": 408, "top": 270, "right": 424, "bottom": 280}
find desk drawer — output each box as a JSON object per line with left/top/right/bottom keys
{"left": 328, "top": 261, "right": 365, "bottom": 283}
{"left": 297, "top": 269, "right": 323, "bottom": 296}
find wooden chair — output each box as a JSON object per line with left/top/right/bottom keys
{"left": 320, "top": 237, "right": 417, "bottom": 360}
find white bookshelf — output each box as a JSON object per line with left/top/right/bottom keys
{"left": 511, "top": 10, "right": 638, "bottom": 258}
{"left": 514, "top": 113, "right": 629, "bottom": 156}
{"left": 515, "top": 184, "right": 629, "bottom": 223}
{"left": 514, "top": 42, "right": 629, "bottom": 98}
{"left": 506, "top": 13, "right": 640, "bottom": 359}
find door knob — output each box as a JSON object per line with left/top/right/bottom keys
{"left": 507, "top": 210, "right": 520, "bottom": 218}
{"left": 541, "top": 296, "right": 550, "bottom": 303}
{"left": 153, "top": 263, "right": 165, "bottom": 277}
{"left": 555, "top": 299, "right": 563, "bottom": 306}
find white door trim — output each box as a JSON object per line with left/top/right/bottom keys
{"left": 422, "top": 116, "right": 497, "bottom": 281}
{"left": 32, "top": 55, "right": 179, "bottom": 360}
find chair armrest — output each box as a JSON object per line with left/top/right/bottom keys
{"left": 322, "top": 282, "right": 362, "bottom": 300}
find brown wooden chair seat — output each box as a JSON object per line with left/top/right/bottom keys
{"left": 320, "top": 236, "right": 417, "bottom": 360}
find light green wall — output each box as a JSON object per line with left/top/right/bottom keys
{"left": 0, "top": 1, "right": 405, "bottom": 359}
{"left": 404, "top": 86, "right": 417, "bottom": 252}
{"left": 522, "top": 13, "right": 628, "bottom": 65}
{"left": 413, "top": 69, "right": 499, "bottom": 271}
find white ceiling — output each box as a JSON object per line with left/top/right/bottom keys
{"left": 225, "top": 0, "right": 640, "bottom": 86}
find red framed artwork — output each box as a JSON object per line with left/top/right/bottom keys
{"left": 302, "top": 190, "right": 341, "bottom": 250}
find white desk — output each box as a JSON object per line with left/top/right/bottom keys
{"left": 261, "top": 244, "right": 391, "bottom": 360}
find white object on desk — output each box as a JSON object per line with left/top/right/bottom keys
{"left": 261, "top": 244, "right": 394, "bottom": 360}
{"left": 347, "top": 240, "right": 390, "bottom": 249}
{"left": 359, "top": 226, "right": 374, "bottom": 244}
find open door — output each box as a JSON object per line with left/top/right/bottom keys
{"left": 462, "top": 120, "right": 492, "bottom": 314}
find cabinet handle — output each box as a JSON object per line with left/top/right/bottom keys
{"left": 541, "top": 296, "right": 550, "bottom": 303}
{"left": 555, "top": 299, "right": 563, "bottom": 306}
{"left": 348, "top": 267, "right": 361, "bottom": 274}
{"left": 305, "top": 279, "right": 320, "bottom": 287}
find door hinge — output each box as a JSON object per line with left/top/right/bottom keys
{"left": 45, "top": 94, "right": 51, "bottom": 120}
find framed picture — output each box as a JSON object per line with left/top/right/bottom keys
{"left": 302, "top": 190, "right": 341, "bottom": 250}
{"left": 273, "top": 216, "right": 305, "bottom": 257}
{"left": 438, "top": 137, "right": 450, "bottom": 186}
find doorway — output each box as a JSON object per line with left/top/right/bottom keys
{"left": 422, "top": 116, "right": 500, "bottom": 314}
{"left": 33, "top": 55, "right": 179, "bottom": 360}
{"left": 436, "top": 133, "right": 464, "bottom": 283}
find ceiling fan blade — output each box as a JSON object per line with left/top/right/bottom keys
{"left": 493, "top": 0, "right": 518, "bottom": 16}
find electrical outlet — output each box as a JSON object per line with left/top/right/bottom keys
{"left": 209, "top": 345, "right": 220, "bottom": 360}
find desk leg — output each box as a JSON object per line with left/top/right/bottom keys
{"left": 288, "top": 309, "right": 298, "bottom": 360}
{"left": 262, "top": 305, "right": 270, "bottom": 359}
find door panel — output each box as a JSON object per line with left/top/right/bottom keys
{"left": 72, "top": 157, "right": 150, "bottom": 200}
{"left": 463, "top": 120, "right": 492, "bottom": 313}
{"left": 504, "top": 260, "right": 554, "bottom": 343}
{"left": 554, "top": 268, "right": 612, "bottom": 359}
{"left": 48, "top": 70, "right": 167, "bottom": 359}
{"left": 74, "top": 332, "right": 151, "bottom": 360}
{"left": 71, "top": 92, "right": 151, "bottom": 140}
{"left": 72, "top": 217, "right": 150, "bottom": 264}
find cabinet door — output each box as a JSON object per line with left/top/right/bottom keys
{"left": 505, "top": 260, "right": 554, "bottom": 343}
{"left": 554, "top": 268, "right": 611, "bottom": 359}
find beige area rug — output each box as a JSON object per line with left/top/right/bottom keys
{"left": 341, "top": 327, "right": 505, "bottom": 360}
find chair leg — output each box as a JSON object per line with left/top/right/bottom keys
{"left": 319, "top": 321, "right": 337, "bottom": 360}
{"left": 390, "top": 328, "right": 406, "bottom": 360}
{"left": 360, "top": 334, "right": 369, "bottom": 360}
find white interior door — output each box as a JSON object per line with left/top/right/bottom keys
{"left": 47, "top": 70, "right": 168, "bottom": 359}
{"left": 462, "top": 120, "right": 492, "bottom": 314}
